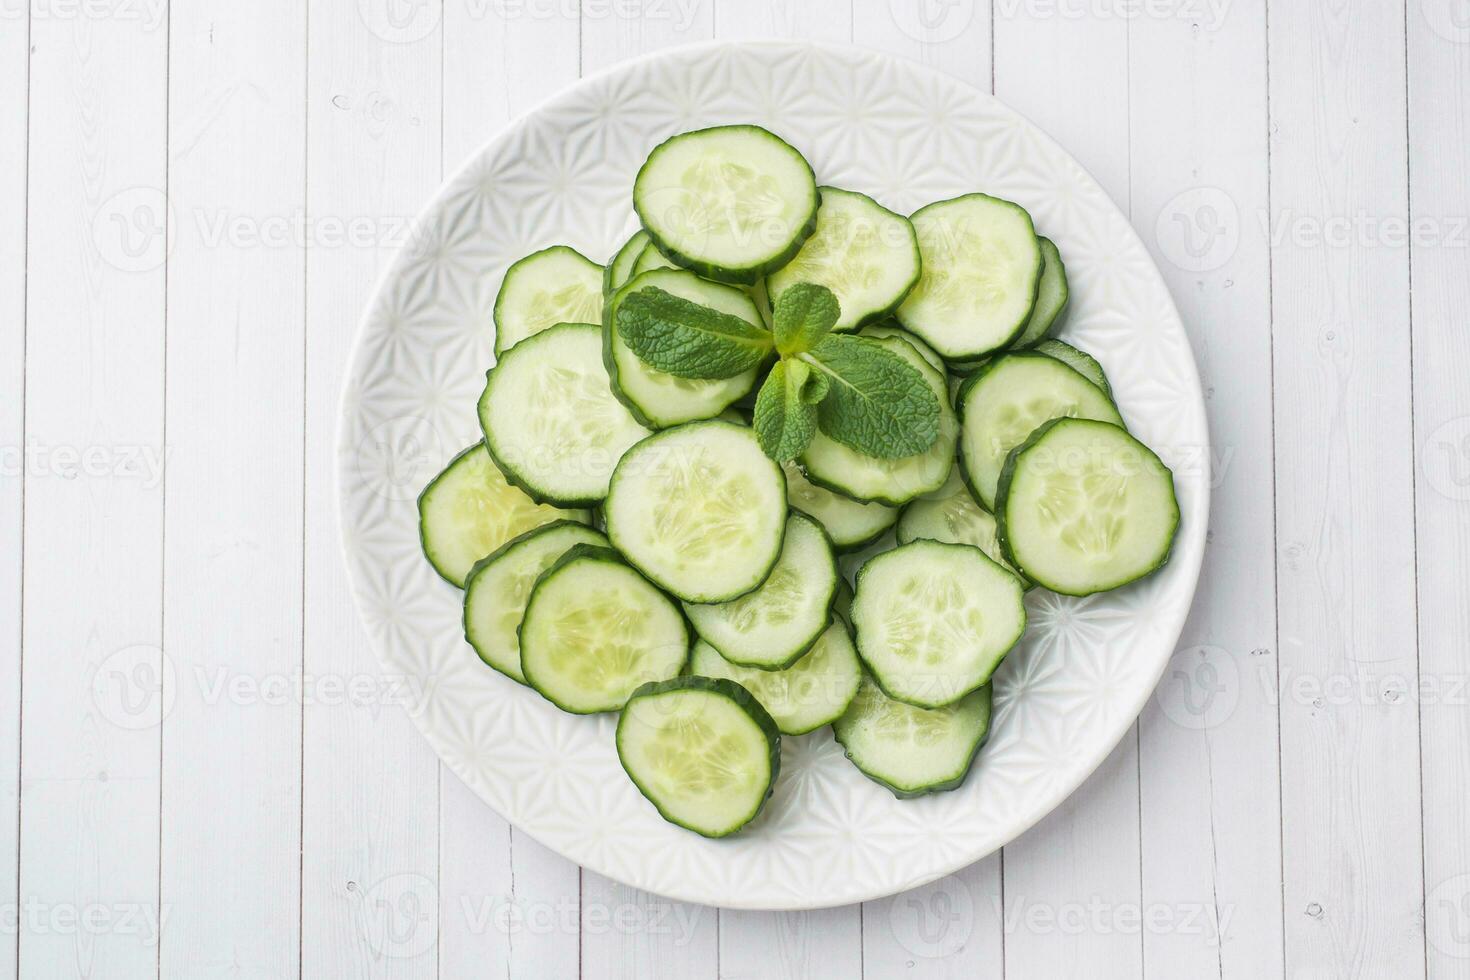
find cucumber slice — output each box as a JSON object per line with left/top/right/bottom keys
{"left": 604, "top": 421, "right": 787, "bottom": 603}
{"left": 957, "top": 352, "right": 1125, "bottom": 509}
{"left": 831, "top": 579, "right": 854, "bottom": 629}
{"left": 519, "top": 544, "right": 689, "bottom": 713}
{"left": 896, "top": 193, "right": 1042, "bottom": 360}
{"left": 418, "top": 443, "right": 588, "bottom": 588}
{"left": 800, "top": 334, "right": 958, "bottom": 506}
{"left": 996, "top": 417, "right": 1179, "bottom": 596}
{"left": 478, "top": 323, "right": 651, "bottom": 506}
{"left": 1011, "top": 237, "right": 1069, "bottom": 347}
{"left": 850, "top": 540, "right": 1026, "bottom": 708}
{"left": 631, "top": 241, "right": 679, "bottom": 277}
{"left": 689, "top": 620, "right": 862, "bottom": 735}
{"left": 683, "top": 513, "right": 837, "bottom": 669}
{"left": 782, "top": 461, "right": 898, "bottom": 551}
{"left": 1034, "top": 338, "right": 1113, "bottom": 398}
{"left": 604, "top": 269, "right": 763, "bottom": 428}
{"left": 616, "top": 676, "right": 781, "bottom": 838}
{"left": 633, "top": 125, "right": 818, "bottom": 284}
{"left": 833, "top": 675, "right": 993, "bottom": 798}
{"left": 493, "top": 245, "right": 604, "bottom": 355}
{"left": 857, "top": 321, "right": 945, "bottom": 373}
{"left": 766, "top": 187, "right": 920, "bottom": 332}
{"left": 896, "top": 470, "right": 1023, "bottom": 580}
{"left": 462, "top": 521, "right": 608, "bottom": 683}
{"left": 604, "top": 230, "right": 650, "bottom": 296}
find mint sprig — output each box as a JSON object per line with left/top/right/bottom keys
{"left": 802, "top": 334, "right": 940, "bottom": 459}
{"left": 773, "top": 283, "right": 841, "bottom": 356}
{"left": 616, "top": 280, "right": 939, "bottom": 462}
{"left": 616, "top": 286, "right": 773, "bottom": 379}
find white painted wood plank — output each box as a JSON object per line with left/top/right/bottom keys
{"left": 720, "top": 906, "right": 862, "bottom": 980}
{"left": 711, "top": 0, "right": 850, "bottom": 42}
{"left": 19, "top": 11, "right": 168, "bottom": 978}
{"left": 1267, "top": 0, "right": 1424, "bottom": 976}
{"left": 1128, "top": 4, "right": 1283, "bottom": 978}
{"left": 1406, "top": 8, "right": 1470, "bottom": 979}
{"left": 576, "top": 9, "right": 728, "bottom": 979}
{"left": 436, "top": 7, "right": 583, "bottom": 977}
{"left": 992, "top": 7, "right": 1142, "bottom": 978}
{"left": 849, "top": 8, "right": 1006, "bottom": 978}
{"left": 158, "top": 3, "right": 305, "bottom": 975}
{"left": 0, "top": 9, "right": 28, "bottom": 979}
{"left": 301, "top": 4, "right": 444, "bottom": 977}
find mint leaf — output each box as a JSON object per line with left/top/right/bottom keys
{"left": 803, "top": 334, "right": 940, "bottom": 459}
{"left": 753, "top": 361, "right": 818, "bottom": 462}
{"left": 617, "top": 286, "right": 773, "bottom": 379}
{"left": 773, "top": 283, "right": 841, "bottom": 356}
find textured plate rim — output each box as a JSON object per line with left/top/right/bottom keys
{"left": 336, "top": 38, "right": 1209, "bottom": 911}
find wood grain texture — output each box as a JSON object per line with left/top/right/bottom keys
{"left": 1406, "top": 6, "right": 1470, "bottom": 979}
{"left": 1267, "top": 0, "right": 1424, "bottom": 976}
{"left": 159, "top": 2, "right": 306, "bottom": 973}
{"left": 300, "top": 2, "right": 444, "bottom": 977}
{"left": 992, "top": 6, "right": 1142, "bottom": 977}
{"left": 0, "top": 8, "right": 28, "bottom": 979}
{"left": 1128, "top": 2, "right": 1284, "bottom": 977}
{"left": 20, "top": 11, "right": 168, "bottom": 979}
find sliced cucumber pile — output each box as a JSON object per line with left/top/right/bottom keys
{"left": 616, "top": 676, "right": 781, "bottom": 837}
{"left": 896, "top": 470, "right": 1023, "bottom": 580}
{"left": 898, "top": 194, "right": 1042, "bottom": 361}
{"left": 833, "top": 675, "right": 992, "bottom": 798}
{"left": 605, "top": 269, "right": 764, "bottom": 428}
{"left": 422, "top": 123, "right": 1186, "bottom": 835}
{"left": 493, "top": 245, "right": 605, "bottom": 355}
{"left": 604, "top": 230, "right": 650, "bottom": 295}
{"left": 800, "top": 333, "right": 958, "bottom": 506}
{"left": 418, "top": 443, "right": 588, "bottom": 588}
{"left": 997, "top": 418, "right": 1179, "bottom": 596}
{"left": 690, "top": 620, "right": 862, "bottom": 736}
{"left": 520, "top": 544, "right": 689, "bottom": 713}
{"left": 957, "top": 352, "right": 1124, "bottom": 509}
{"left": 782, "top": 460, "right": 898, "bottom": 551}
{"left": 478, "top": 323, "right": 650, "bottom": 506}
{"left": 463, "top": 521, "right": 608, "bottom": 683}
{"left": 633, "top": 125, "right": 818, "bottom": 284}
{"left": 604, "top": 421, "right": 786, "bottom": 603}
{"left": 851, "top": 540, "right": 1025, "bottom": 708}
{"left": 766, "top": 187, "right": 920, "bottom": 332}
{"left": 1034, "top": 338, "right": 1112, "bottom": 397}
{"left": 683, "top": 513, "right": 837, "bottom": 669}
{"left": 1010, "top": 237, "right": 1069, "bottom": 348}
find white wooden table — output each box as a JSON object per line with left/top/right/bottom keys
{"left": 4, "top": 0, "right": 1467, "bottom": 977}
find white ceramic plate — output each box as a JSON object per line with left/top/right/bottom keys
{"left": 339, "top": 41, "right": 1208, "bottom": 911}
